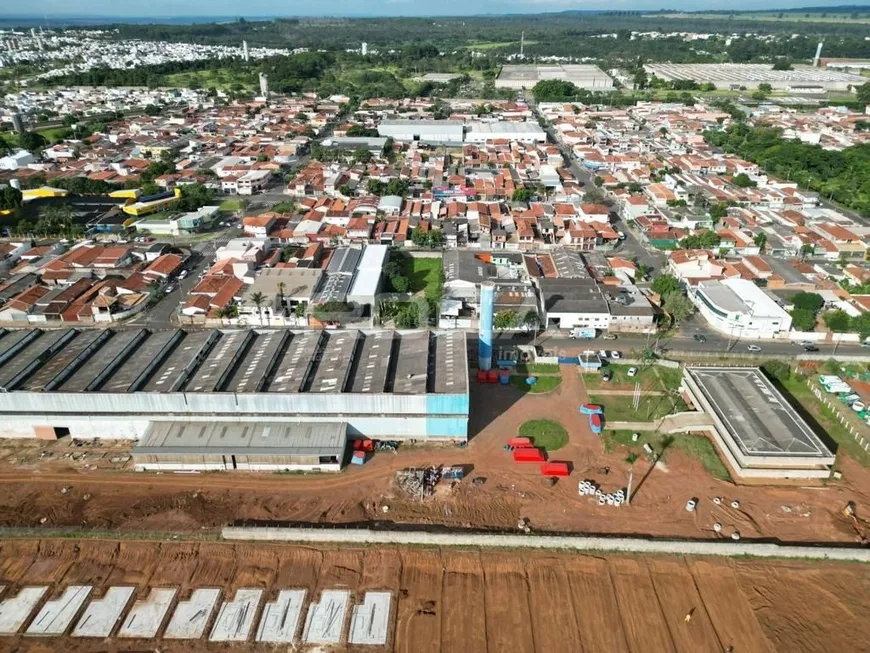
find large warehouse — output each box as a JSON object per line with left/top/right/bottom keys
{"left": 0, "top": 327, "right": 469, "bottom": 468}
{"left": 496, "top": 64, "right": 614, "bottom": 91}
{"left": 682, "top": 366, "right": 835, "bottom": 480}
{"left": 377, "top": 120, "right": 464, "bottom": 144}
{"left": 644, "top": 63, "right": 866, "bottom": 92}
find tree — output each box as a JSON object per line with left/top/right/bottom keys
{"left": 799, "top": 243, "right": 815, "bottom": 260}
{"left": 651, "top": 274, "right": 681, "bottom": 296}
{"left": 493, "top": 310, "right": 518, "bottom": 330}
{"left": 0, "top": 186, "right": 22, "bottom": 211}
{"left": 144, "top": 104, "right": 161, "bottom": 116}
{"left": 858, "top": 82, "right": 870, "bottom": 106}
{"left": 853, "top": 312, "right": 870, "bottom": 340}
{"left": 823, "top": 309, "right": 851, "bottom": 333}
{"left": 391, "top": 274, "right": 409, "bottom": 292}
{"left": 353, "top": 147, "right": 373, "bottom": 164}
{"left": 627, "top": 182, "right": 643, "bottom": 194}
{"left": 511, "top": 187, "right": 532, "bottom": 202}
{"left": 662, "top": 291, "right": 693, "bottom": 321}
{"left": 731, "top": 173, "right": 756, "bottom": 188}
{"left": 176, "top": 183, "right": 214, "bottom": 212}
{"left": 249, "top": 291, "right": 266, "bottom": 323}
{"left": 593, "top": 176, "right": 604, "bottom": 188}
{"left": 790, "top": 308, "right": 817, "bottom": 331}
{"left": 758, "top": 83, "right": 773, "bottom": 93}
{"left": 772, "top": 58, "right": 792, "bottom": 71}
{"left": 753, "top": 232, "right": 767, "bottom": 251}
{"left": 632, "top": 68, "right": 648, "bottom": 90}
{"left": 366, "top": 178, "right": 386, "bottom": 195}
{"left": 791, "top": 291, "right": 824, "bottom": 314}
{"left": 762, "top": 360, "right": 792, "bottom": 382}
{"left": 17, "top": 131, "right": 47, "bottom": 152}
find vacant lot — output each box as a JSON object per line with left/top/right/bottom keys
{"left": 0, "top": 539, "right": 868, "bottom": 652}
{"left": 401, "top": 255, "right": 443, "bottom": 295}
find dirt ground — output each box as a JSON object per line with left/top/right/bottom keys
{"left": 0, "top": 539, "right": 868, "bottom": 652}
{"left": 0, "top": 368, "right": 870, "bottom": 545}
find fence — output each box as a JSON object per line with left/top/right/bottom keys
{"left": 808, "top": 379, "right": 870, "bottom": 453}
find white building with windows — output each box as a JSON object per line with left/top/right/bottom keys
{"left": 691, "top": 278, "right": 791, "bottom": 340}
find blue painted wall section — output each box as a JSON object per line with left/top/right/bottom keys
{"left": 426, "top": 394, "right": 470, "bottom": 439}
{"left": 479, "top": 282, "right": 495, "bottom": 371}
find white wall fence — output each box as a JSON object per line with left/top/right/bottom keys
{"left": 808, "top": 379, "right": 870, "bottom": 453}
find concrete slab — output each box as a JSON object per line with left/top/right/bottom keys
{"left": 163, "top": 588, "right": 220, "bottom": 640}
{"left": 26, "top": 585, "right": 91, "bottom": 636}
{"left": 71, "top": 586, "right": 135, "bottom": 638}
{"left": 0, "top": 586, "right": 47, "bottom": 635}
{"left": 302, "top": 589, "right": 349, "bottom": 644}
{"left": 255, "top": 589, "right": 306, "bottom": 643}
{"left": 349, "top": 591, "right": 392, "bottom": 645}
{"left": 209, "top": 588, "right": 262, "bottom": 642}
{"left": 117, "top": 587, "right": 177, "bottom": 638}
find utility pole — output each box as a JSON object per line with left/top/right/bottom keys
{"left": 626, "top": 468, "right": 633, "bottom": 505}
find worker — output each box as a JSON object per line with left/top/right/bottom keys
{"left": 684, "top": 608, "right": 695, "bottom": 623}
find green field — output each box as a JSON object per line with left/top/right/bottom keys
{"left": 164, "top": 68, "right": 256, "bottom": 90}
{"left": 401, "top": 256, "right": 443, "bottom": 296}
{"left": 510, "top": 375, "right": 562, "bottom": 394}
{"left": 602, "top": 430, "right": 731, "bottom": 481}
{"left": 518, "top": 419, "right": 568, "bottom": 451}
{"left": 583, "top": 364, "right": 682, "bottom": 393}
{"left": 588, "top": 391, "right": 687, "bottom": 422}
{"left": 219, "top": 198, "right": 245, "bottom": 212}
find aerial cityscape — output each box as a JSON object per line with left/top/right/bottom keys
{"left": 1, "top": 3, "right": 870, "bottom": 652}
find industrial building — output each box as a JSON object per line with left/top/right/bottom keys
{"left": 644, "top": 63, "right": 866, "bottom": 92}
{"left": 0, "top": 327, "right": 470, "bottom": 470}
{"left": 690, "top": 278, "right": 792, "bottom": 340}
{"left": 464, "top": 121, "right": 546, "bottom": 144}
{"left": 377, "top": 120, "right": 464, "bottom": 144}
{"left": 495, "top": 64, "right": 614, "bottom": 91}
{"left": 682, "top": 366, "right": 835, "bottom": 480}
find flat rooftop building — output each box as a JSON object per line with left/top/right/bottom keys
{"left": 496, "top": 64, "right": 614, "bottom": 91}
{"left": 0, "top": 328, "right": 470, "bottom": 449}
{"left": 682, "top": 366, "right": 835, "bottom": 480}
{"left": 644, "top": 63, "right": 865, "bottom": 92}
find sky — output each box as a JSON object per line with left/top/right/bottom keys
{"left": 6, "top": 0, "right": 865, "bottom": 18}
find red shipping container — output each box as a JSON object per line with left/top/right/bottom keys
{"left": 513, "top": 447, "right": 545, "bottom": 463}
{"left": 540, "top": 462, "right": 570, "bottom": 477}
{"left": 508, "top": 436, "right": 532, "bottom": 448}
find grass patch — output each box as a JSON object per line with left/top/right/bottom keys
{"left": 588, "top": 392, "right": 687, "bottom": 422}
{"left": 514, "top": 362, "right": 560, "bottom": 375}
{"left": 780, "top": 375, "right": 870, "bottom": 467}
{"left": 219, "top": 198, "right": 244, "bottom": 212}
{"left": 37, "top": 126, "right": 73, "bottom": 143}
{"left": 518, "top": 419, "right": 568, "bottom": 451}
{"left": 164, "top": 68, "right": 256, "bottom": 90}
{"left": 601, "top": 430, "right": 731, "bottom": 481}
{"left": 510, "top": 375, "right": 562, "bottom": 394}
{"left": 401, "top": 255, "right": 443, "bottom": 295}
{"left": 582, "top": 363, "right": 677, "bottom": 392}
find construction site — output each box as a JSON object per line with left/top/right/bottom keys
{"left": 0, "top": 538, "right": 867, "bottom": 652}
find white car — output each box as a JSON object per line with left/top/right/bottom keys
{"left": 165, "top": 283, "right": 177, "bottom": 293}
{"left": 598, "top": 350, "right": 608, "bottom": 358}
{"left": 627, "top": 367, "right": 638, "bottom": 377}
{"left": 178, "top": 269, "right": 188, "bottom": 280}
{"left": 610, "top": 351, "right": 621, "bottom": 360}
{"left": 747, "top": 344, "right": 762, "bottom": 352}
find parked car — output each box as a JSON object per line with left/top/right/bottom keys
{"left": 602, "top": 333, "right": 618, "bottom": 340}
{"left": 598, "top": 350, "right": 608, "bottom": 359}
{"left": 693, "top": 334, "right": 707, "bottom": 343}
{"left": 862, "top": 341, "right": 870, "bottom": 348}
{"left": 177, "top": 269, "right": 188, "bottom": 280}
{"left": 165, "top": 283, "right": 177, "bottom": 293}
{"left": 803, "top": 345, "right": 819, "bottom": 352}
{"left": 601, "top": 370, "right": 613, "bottom": 382}
{"left": 610, "top": 351, "right": 621, "bottom": 360}
{"left": 627, "top": 367, "right": 638, "bottom": 377}
{"left": 747, "top": 344, "right": 762, "bottom": 352}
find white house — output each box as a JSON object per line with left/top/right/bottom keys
{"left": 691, "top": 278, "right": 791, "bottom": 340}
{"left": 0, "top": 150, "right": 35, "bottom": 171}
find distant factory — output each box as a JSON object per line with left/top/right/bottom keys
{"left": 495, "top": 64, "right": 614, "bottom": 91}
{"left": 644, "top": 63, "right": 865, "bottom": 93}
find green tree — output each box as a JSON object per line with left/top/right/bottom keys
{"left": 593, "top": 176, "right": 604, "bottom": 188}
{"left": 799, "top": 243, "right": 815, "bottom": 260}
{"left": 391, "top": 274, "right": 409, "bottom": 292}
{"left": 852, "top": 312, "right": 870, "bottom": 340}
{"left": 823, "top": 309, "right": 851, "bottom": 333}
{"left": 0, "top": 186, "right": 22, "bottom": 210}
{"left": 758, "top": 83, "right": 773, "bottom": 93}
{"left": 651, "top": 274, "right": 681, "bottom": 296}
{"left": 790, "top": 307, "right": 817, "bottom": 331}
{"left": 144, "top": 104, "right": 161, "bottom": 116}
{"left": 753, "top": 232, "right": 767, "bottom": 251}
{"left": 857, "top": 82, "right": 870, "bottom": 105}
{"left": 511, "top": 187, "right": 533, "bottom": 202}
{"left": 17, "top": 131, "right": 47, "bottom": 152}
{"left": 249, "top": 291, "right": 266, "bottom": 323}
{"left": 662, "top": 291, "right": 694, "bottom": 321}
{"left": 762, "top": 360, "right": 792, "bottom": 382}
{"left": 772, "top": 59, "right": 792, "bottom": 71}
{"left": 731, "top": 173, "right": 756, "bottom": 188}
{"left": 791, "top": 291, "right": 824, "bottom": 314}
{"left": 493, "top": 310, "right": 518, "bottom": 330}
{"left": 366, "top": 179, "right": 386, "bottom": 195}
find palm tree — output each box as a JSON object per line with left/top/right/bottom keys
{"left": 276, "top": 281, "right": 287, "bottom": 317}
{"left": 249, "top": 291, "right": 265, "bottom": 325}
{"left": 524, "top": 311, "right": 540, "bottom": 346}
